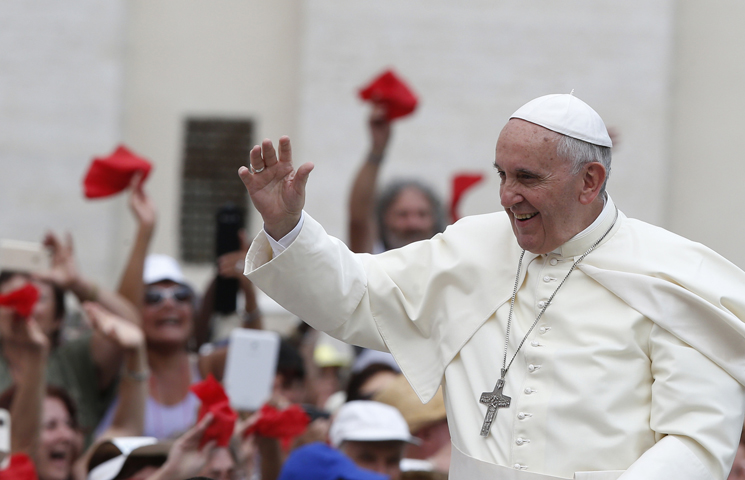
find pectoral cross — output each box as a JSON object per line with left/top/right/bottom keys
{"left": 479, "top": 370, "right": 511, "bottom": 437}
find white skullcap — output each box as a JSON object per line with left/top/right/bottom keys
{"left": 510, "top": 93, "right": 612, "bottom": 147}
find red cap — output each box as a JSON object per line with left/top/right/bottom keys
{"left": 359, "top": 69, "right": 418, "bottom": 121}
{"left": 83, "top": 145, "right": 152, "bottom": 199}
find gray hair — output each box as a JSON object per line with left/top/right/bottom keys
{"left": 556, "top": 135, "right": 612, "bottom": 193}
{"left": 376, "top": 179, "right": 446, "bottom": 250}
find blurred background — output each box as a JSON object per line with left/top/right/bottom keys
{"left": 1, "top": 0, "right": 744, "bottom": 295}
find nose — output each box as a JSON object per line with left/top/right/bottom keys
{"left": 500, "top": 180, "right": 523, "bottom": 209}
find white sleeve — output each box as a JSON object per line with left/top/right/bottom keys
{"left": 618, "top": 324, "right": 745, "bottom": 480}
{"left": 263, "top": 212, "right": 305, "bottom": 257}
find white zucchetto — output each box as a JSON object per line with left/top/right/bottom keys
{"left": 510, "top": 93, "right": 612, "bottom": 147}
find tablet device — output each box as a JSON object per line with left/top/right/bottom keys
{"left": 223, "top": 328, "right": 281, "bottom": 411}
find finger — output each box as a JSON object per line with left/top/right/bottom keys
{"left": 42, "top": 231, "right": 58, "bottom": 251}
{"left": 261, "top": 138, "right": 278, "bottom": 168}
{"left": 370, "top": 103, "right": 388, "bottom": 123}
{"left": 277, "top": 136, "right": 292, "bottom": 165}
{"left": 129, "top": 171, "right": 143, "bottom": 191}
{"left": 238, "top": 166, "right": 252, "bottom": 189}
{"left": 248, "top": 145, "right": 264, "bottom": 173}
{"left": 293, "top": 162, "right": 315, "bottom": 196}
{"left": 65, "top": 232, "right": 74, "bottom": 256}
{"left": 201, "top": 439, "right": 217, "bottom": 455}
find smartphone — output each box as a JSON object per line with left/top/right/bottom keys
{"left": 223, "top": 328, "right": 280, "bottom": 411}
{"left": 214, "top": 204, "right": 244, "bottom": 314}
{"left": 0, "top": 408, "right": 10, "bottom": 470}
{"left": 0, "top": 240, "right": 49, "bottom": 273}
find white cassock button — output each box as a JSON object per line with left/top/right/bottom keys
{"left": 524, "top": 387, "right": 534, "bottom": 394}
{"left": 517, "top": 412, "right": 526, "bottom": 419}
{"left": 543, "top": 276, "right": 551, "bottom": 282}
{"left": 516, "top": 437, "right": 530, "bottom": 445}
{"left": 531, "top": 340, "right": 540, "bottom": 347}
{"left": 528, "top": 364, "right": 536, "bottom": 372}
{"left": 550, "top": 258, "right": 559, "bottom": 266}
{"left": 514, "top": 464, "right": 522, "bottom": 470}
{"left": 537, "top": 301, "right": 547, "bottom": 308}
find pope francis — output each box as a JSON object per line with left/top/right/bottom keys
{"left": 238, "top": 94, "right": 745, "bottom": 480}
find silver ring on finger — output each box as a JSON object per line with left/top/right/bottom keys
{"left": 251, "top": 164, "right": 266, "bottom": 174}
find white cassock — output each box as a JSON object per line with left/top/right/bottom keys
{"left": 244, "top": 195, "right": 745, "bottom": 480}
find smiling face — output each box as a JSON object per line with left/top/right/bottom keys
{"left": 36, "top": 396, "right": 80, "bottom": 480}
{"left": 141, "top": 280, "right": 193, "bottom": 348}
{"left": 382, "top": 186, "right": 437, "bottom": 249}
{"left": 495, "top": 119, "right": 604, "bottom": 254}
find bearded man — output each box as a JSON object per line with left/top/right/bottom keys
{"left": 238, "top": 94, "right": 745, "bottom": 480}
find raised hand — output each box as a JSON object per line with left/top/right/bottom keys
{"left": 83, "top": 302, "right": 144, "bottom": 351}
{"left": 128, "top": 172, "right": 156, "bottom": 230}
{"left": 37, "top": 232, "right": 79, "bottom": 290}
{"left": 369, "top": 103, "right": 391, "bottom": 158}
{"left": 238, "top": 137, "right": 314, "bottom": 240}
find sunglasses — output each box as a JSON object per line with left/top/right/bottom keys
{"left": 144, "top": 285, "right": 193, "bottom": 306}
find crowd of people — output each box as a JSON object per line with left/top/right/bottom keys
{"left": 2, "top": 96, "right": 745, "bottom": 480}
{"left": 0, "top": 105, "right": 457, "bottom": 480}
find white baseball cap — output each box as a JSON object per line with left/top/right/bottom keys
{"left": 86, "top": 437, "right": 166, "bottom": 480}
{"left": 143, "top": 254, "right": 186, "bottom": 286}
{"left": 329, "top": 400, "right": 419, "bottom": 447}
{"left": 510, "top": 93, "right": 612, "bottom": 147}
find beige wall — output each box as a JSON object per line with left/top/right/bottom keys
{"left": 295, "top": 0, "right": 675, "bottom": 241}
{"left": 119, "top": 0, "right": 303, "bottom": 287}
{"left": 668, "top": 1, "right": 745, "bottom": 268}
{"left": 0, "top": 1, "right": 126, "bottom": 287}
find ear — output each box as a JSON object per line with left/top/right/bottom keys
{"left": 578, "top": 162, "right": 606, "bottom": 205}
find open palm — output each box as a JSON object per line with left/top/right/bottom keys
{"left": 238, "top": 137, "right": 314, "bottom": 240}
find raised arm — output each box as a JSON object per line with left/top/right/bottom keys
{"left": 349, "top": 104, "right": 391, "bottom": 253}
{"left": 39, "top": 232, "right": 139, "bottom": 325}
{"left": 118, "top": 176, "right": 156, "bottom": 310}
{"left": 36, "top": 232, "right": 140, "bottom": 390}
{"left": 71, "top": 303, "right": 148, "bottom": 480}
{"left": 238, "top": 137, "right": 314, "bottom": 241}
{"left": 0, "top": 302, "right": 49, "bottom": 455}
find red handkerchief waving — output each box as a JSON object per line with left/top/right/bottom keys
{"left": 450, "top": 173, "right": 484, "bottom": 222}
{"left": 245, "top": 404, "right": 310, "bottom": 450}
{"left": 0, "top": 283, "right": 39, "bottom": 319}
{"left": 83, "top": 145, "right": 152, "bottom": 199}
{"left": 0, "top": 453, "right": 38, "bottom": 480}
{"left": 190, "top": 374, "right": 238, "bottom": 447}
{"left": 359, "top": 69, "right": 418, "bottom": 121}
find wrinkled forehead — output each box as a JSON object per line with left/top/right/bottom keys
{"left": 496, "top": 118, "right": 563, "bottom": 148}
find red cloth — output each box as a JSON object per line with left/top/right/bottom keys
{"left": 83, "top": 145, "right": 152, "bottom": 199}
{"left": 359, "top": 69, "right": 418, "bottom": 121}
{"left": 0, "top": 453, "right": 38, "bottom": 480}
{"left": 245, "top": 404, "right": 310, "bottom": 450}
{"left": 0, "top": 284, "right": 39, "bottom": 319}
{"left": 450, "top": 173, "right": 485, "bottom": 222}
{"left": 190, "top": 374, "right": 238, "bottom": 447}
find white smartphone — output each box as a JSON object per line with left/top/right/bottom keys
{"left": 0, "top": 240, "right": 49, "bottom": 273}
{"left": 0, "top": 408, "right": 10, "bottom": 470}
{"left": 223, "top": 328, "right": 281, "bottom": 412}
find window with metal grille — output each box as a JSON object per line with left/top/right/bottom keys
{"left": 180, "top": 118, "right": 252, "bottom": 263}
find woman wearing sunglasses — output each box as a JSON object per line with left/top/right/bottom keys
{"left": 95, "top": 182, "right": 237, "bottom": 441}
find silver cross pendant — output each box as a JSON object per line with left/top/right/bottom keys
{"left": 479, "top": 370, "right": 511, "bottom": 437}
